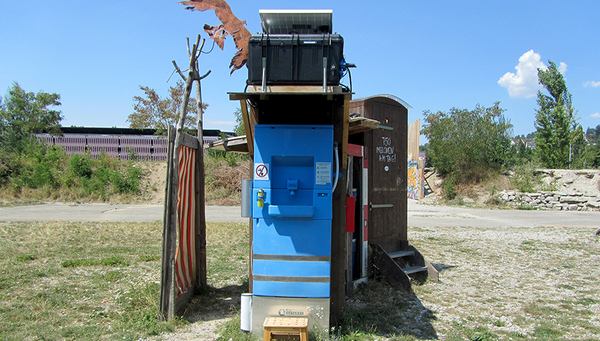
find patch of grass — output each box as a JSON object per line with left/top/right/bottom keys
{"left": 534, "top": 324, "right": 563, "bottom": 339}
{"left": 15, "top": 254, "right": 36, "bottom": 262}
{"left": 60, "top": 256, "right": 129, "bottom": 268}
{"left": 138, "top": 254, "right": 160, "bottom": 262}
{"left": 0, "top": 221, "right": 180, "bottom": 340}
{"left": 578, "top": 298, "right": 599, "bottom": 306}
{"left": 216, "top": 313, "right": 254, "bottom": 341}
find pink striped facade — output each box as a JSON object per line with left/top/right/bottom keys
{"left": 37, "top": 134, "right": 185, "bottom": 161}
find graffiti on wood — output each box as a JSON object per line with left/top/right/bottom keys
{"left": 376, "top": 136, "right": 397, "bottom": 163}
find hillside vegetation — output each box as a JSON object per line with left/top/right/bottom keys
{"left": 0, "top": 145, "right": 251, "bottom": 206}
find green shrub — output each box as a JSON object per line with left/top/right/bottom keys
{"left": 443, "top": 174, "right": 457, "bottom": 200}
{"left": 69, "top": 154, "right": 92, "bottom": 178}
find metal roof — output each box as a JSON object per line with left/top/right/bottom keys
{"left": 351, "top": 94, "right": 413, "bottom": 109}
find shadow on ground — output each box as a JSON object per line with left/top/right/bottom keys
{"left": 431, "top": 263, "right": 456, "bottom": 272}
{"left": 180, "top": 280, "right": 249, "bottom": 323}
{"left": 342, "top": 280, "right": 438, "bottom": 339}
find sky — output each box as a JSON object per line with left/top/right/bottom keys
{"left": 1, "top": 1, "right": 599, "bottom": 138}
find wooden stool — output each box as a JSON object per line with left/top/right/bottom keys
{"left": 263, "top": 317, "right": 308, "bottom": 341}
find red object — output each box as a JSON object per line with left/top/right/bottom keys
{"left": 346, "top": 196, "right": 356, "bottom": 233}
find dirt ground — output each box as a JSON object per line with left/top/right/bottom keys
{"left": 140, "top": 161, "right": 168, "bottom": 205}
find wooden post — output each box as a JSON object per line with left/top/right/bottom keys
{"left": 239, "top": 99, "right": 253, "bottom": 155}
{"left": 330, "top": 96, "right": 347, "bottom": 326}
{"left": 193, "top": 54, "right": 208, "bottom": 291}
{"left": 159, "top": 126, "right": 176, "bottom": 321}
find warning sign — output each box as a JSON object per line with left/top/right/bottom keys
{"left": 254, "top": 163, "right": 269, "bottom": 181}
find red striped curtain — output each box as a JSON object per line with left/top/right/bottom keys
{"left": 174, "top": 146, "right": 197, "bottom": 297}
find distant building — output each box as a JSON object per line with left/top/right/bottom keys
{"left": 37, "top": 127, "right": 233, "bottom": 161}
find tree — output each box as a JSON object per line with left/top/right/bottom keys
{"left": 232, "top": 107, "right": 246, "bottom": 136}
{"left": 534, "top": 60, "right": 581, "bottom": 168}
{"left": 127, "top": 80, "right": 207, "bottom": 135}
{"left": 0, "top": 82, "right": 62, "bottom": 155}
{"left": 422, "top": 102, "right": 512, "bottom": 184}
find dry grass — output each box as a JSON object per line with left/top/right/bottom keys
{"left": 0, "top": 220, "right": 249, "bottom": 341}
{"left": 3, "top": 214, "right": 599, "bottom": 340}
{"left": 409, "top": 224, "right": 600, "bottom": 340}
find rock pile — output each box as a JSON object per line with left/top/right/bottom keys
{"left": 498, "top": 190, "right": 600, "bottom": 211}
{"left": 497, "top": 169, "right": 600, "bottom": 211}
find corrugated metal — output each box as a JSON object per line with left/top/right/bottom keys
{"left": 87, "top": 135, "right": 119, "bottom": 159}
{"left": 54, "top": 134, "right": 86, "bottom": 156}
{"left": 120, "top": 135, "right": 152, "bottom": 161}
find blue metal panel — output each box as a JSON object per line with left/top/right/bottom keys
{"left": 251, "top": 125, "right": 334, "bottom": 299}
{"left": 253, "top": 218, "right": 331, "bottom": 256}
{"left": 253, "top": 125, "right": 333, "bottom": 191}
{"left": 253, "top": 260, "right": 331, "bottom": 277}
{"left": 252, "top": 189, "right": 332, "bottom": 220}
{"left": 253, "top": 281, "right": 330, "bottom": 298}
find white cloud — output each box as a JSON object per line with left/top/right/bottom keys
{"left": 558, "top": 62, "right": 567, "bottom": 74}
{"left": 592, "top": 112, "right": 600, "bottom": 118}
{"left": 584, "top": 81, "right": 600, "bottom": 88}
{"left": 498, "top": 51, "right": 568, "bottom": 99}
{"left": 498, "top": 50, "right": 547, "bottom": 98}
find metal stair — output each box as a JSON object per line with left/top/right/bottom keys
{"left": 388, "top": 250, "right": 428, "bottom": 275}
{"left": 371, "top": 243, "right": 434, "bottom": 290}
{"left": 402, "top": 265, "right": 429, "bottom": 275}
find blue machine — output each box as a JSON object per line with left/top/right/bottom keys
{"left": 251, "top": 125, "right": 334, "bottom": 299}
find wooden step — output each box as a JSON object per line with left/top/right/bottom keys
{"left": 388, "top": 250, "right": 415, "bottom": 259}
{"left": 402, "top": 266, "right": 428, "bottom": 275}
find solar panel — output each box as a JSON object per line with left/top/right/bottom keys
{"left": 259, "top": 9, "right": 333, "bottom": 34}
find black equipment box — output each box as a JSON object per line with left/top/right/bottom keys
{"left": 247, "top": 34, "right": 344, "bottom": 86}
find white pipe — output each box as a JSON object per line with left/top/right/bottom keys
{"left": 332, "top": 143, "right": 340, "bottom": 193}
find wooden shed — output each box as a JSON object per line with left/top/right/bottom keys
{"left": 347, "top": 95, "right": 436, "bottom": 291}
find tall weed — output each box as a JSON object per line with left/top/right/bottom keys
{"left": 510, "top": 162, "right": 538, "bottom": 193}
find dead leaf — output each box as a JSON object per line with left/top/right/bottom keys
{"left": 180, "top": 0, "right": 251, "bottom": 74}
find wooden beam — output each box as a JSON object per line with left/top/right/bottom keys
{"left": 194, "top": 71, "right": 207, "bottom": 291}
{"left": 240, "top": 100, "right": 253, "bottom": 155}
{"left": 330, "top": 98, "right": 347, "bottom": 326}
{"left": 180, "top": 132, "right": 200, "bottom": 149}
{"left": 342, "top": 99, "right": 350, "bottom": 169}
{"left": 348, "top": 117, "right": 380, "bottom": 135}
{"left": 159, "top": 126, "right": 176, "bottom": 321}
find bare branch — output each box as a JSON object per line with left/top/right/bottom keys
{"left": 171, "top": 60, "right": 187, "bottom": 81}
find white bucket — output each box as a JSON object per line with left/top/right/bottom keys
{"left": 240, "top": 293, "right": 252, "bottom": 332}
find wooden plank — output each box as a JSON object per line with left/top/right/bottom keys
{"left": 167, "top": 126, "right": 179, "bottom": 320}
{"left": 249, "top": 103, "right": 258, "bottom": 149}
{"left": 208, "top": 136, "right": 249, "bottom": 153}
{"left": 180, "top": 132, "right": 199, "bottom": 149}
{"left": 330, "top": 97, "right": 346, "bottom": 325}
{"left": 240, "top": 100, "right": 253, "bottom": 155}
{"left": 408, "top": 119, "right": 420, "bottom": 162}
{"left": 348, "top": 117, "right": 380, "bottom": 135}
{"left": 342, "top": 99, "right": 349, "bottom": 169}
{"left": 193, "top": 73, "right": 208, "bottom": 292}
{"left": 426, "top": 260, "right": 439, "bottom": 282}
{"left": 159, "top": 126, "right": 176, "bottom": 320}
